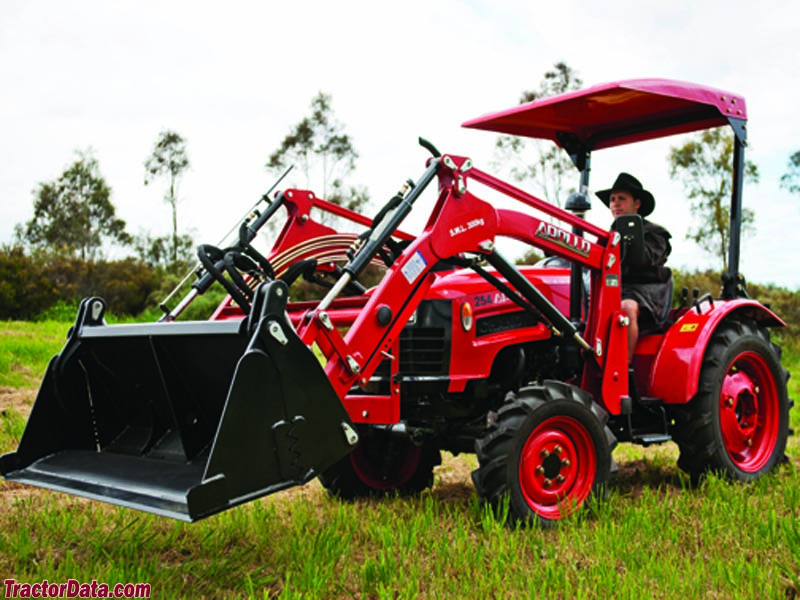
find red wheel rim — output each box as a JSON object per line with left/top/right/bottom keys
{"left": 350, "top": 441, "right": 422, "bottom": 491}
{"left": 719, "top": 351, "right": 780, "bottom": 472}
{"left": 519, "top": 416, "right": 596, "bottom": 520}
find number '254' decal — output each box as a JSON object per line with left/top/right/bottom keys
{"left": 473, "top": 292, "right": 509, "bottom": 308}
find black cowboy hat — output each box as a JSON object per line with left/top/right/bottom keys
{"left": 596, "top": 172, "right": 655, "bottom": 217}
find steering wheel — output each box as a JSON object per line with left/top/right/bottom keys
{"left": 197, "top": 243, "right": 275, "bottom": 312}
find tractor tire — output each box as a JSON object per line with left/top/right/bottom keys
{"left": 318, "top": 425, "right": 441, "bottom": 500}
{"left": 472, "top": 380, "right": 617, "bottom": 527}
{"left": 672, "top": 316, "right": 790, "bottom": 483}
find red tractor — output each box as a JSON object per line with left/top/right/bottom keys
{"left": 1, "top": 79, "right": 791, "bottom": 526}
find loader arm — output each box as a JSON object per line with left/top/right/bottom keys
{"left": 209, "top": 189, "right": 415, "bottom": 320}
{"left": 298, "top": 156, "right": 629, "bottom": 422}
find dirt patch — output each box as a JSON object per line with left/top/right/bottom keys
{"left": 0, "top": 387, "right": 35, "bottom": 417}
{"left": 435, "top": 453, "right": 475, "bottom": 486}
{"left": 263, "top": 452, "right": 477, "bottom": 507}
{"left": 0, "top": 480, "right": 41, "bottom": 508}
{"left": 266, "top": 478, "right": 327, "bottom": 505}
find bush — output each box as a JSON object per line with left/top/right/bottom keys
{"left": 0, "top": 247, "right": 58, "bottom": 320}
{"left": 35, "top": 299, "right": 81, "bottom": 322}
{"left": 672, "top": 268, "right": 800, "bottom": 344}
{"left": 86, "top": 258, "right": 158, "bottom": 316}
{"left": 748, "top": 282, "right": 800, "bottom": 345}
{"left": 0, "top": 248, "right": 159, "bottom": 320}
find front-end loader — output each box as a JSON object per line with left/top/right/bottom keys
{"left": 2, "top": 79, "right": 791, "bottom": 526}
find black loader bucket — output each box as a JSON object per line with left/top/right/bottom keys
{"left": 0, "top": 282, "right": 358, "bottom": 521}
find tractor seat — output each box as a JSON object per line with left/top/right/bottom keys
{"left": 534, "top": 256, "right": 672, "bottom": 333}
{"left": 640, "top": 273, "right": 674, "bottom": 335}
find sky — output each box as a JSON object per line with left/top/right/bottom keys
{"left": 2, "top": 0, "right": 800, "bottom": 289}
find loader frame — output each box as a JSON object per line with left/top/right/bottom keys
{"left": 296, "top": 155, "right": 631, "bottom": 420}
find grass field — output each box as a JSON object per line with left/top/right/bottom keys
{"left": 1, "top": 320, "right": 799, "bottom": 598}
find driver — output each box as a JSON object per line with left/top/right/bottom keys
{"left": 596, "top": 173, "right": 672, "bottom": 359}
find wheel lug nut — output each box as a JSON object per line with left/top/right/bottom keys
{"left": 556, "top": 475, "right": 565, "bottom": 483}
{"left": 754, "top": 386, "right": 760, "bottom": 394}
{"left": 562, "top": 459, "right": 571, "bottom": 468}
{"left": 746, "top": 438, "right": 753, "bottom": 447}
{"left": 535, "top": 466, "right": 545, "bottom": 476}
{"left": 540, "top": 449, "right": 550, "bottom": 458}
{"left": 554, "top": 445, "right": 563, "bottom": 455}
{"left": 543, "top": 478, "right": 552, "bottom": 488}
{"left": 725, "top": 397, "right": 734, "bottom": 407}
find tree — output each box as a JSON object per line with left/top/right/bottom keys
{"left": 668, "top": 127, "right": 759, "bottom": 271}
{"left": 266, "top": 92, "right": 368, "bottom": 218}
{"left": 492, "top": 62, "right": 583, "bottom": 206}
{"left": 145, "top": 130, "right": 190, "bottom": 262}
{"left": 19, "top": 150, "right": 131, "bottom": 260}
{"left": 779, "top": 150, "right": 800, "bottom": 195}
{"left": 132, "top": 231, "right": 195, "bottom": 269}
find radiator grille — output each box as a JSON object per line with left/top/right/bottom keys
{"left": 399, "top": 327, "right": 447, "bottom": 374}
{"left": 476, "top": 311, "right": 540, "bottom": 338}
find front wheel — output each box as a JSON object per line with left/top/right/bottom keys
{"left": 472, "top": 381, "right": 616, "bottom": 527}
{"left": 318, "top": 425, "right": 441, "bottom": 500}
{"left": 673, "top": 316, "right": 790, "bottom": 482}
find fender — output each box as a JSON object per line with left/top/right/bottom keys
{"left": 648, "top": 299, "right": 784, "bottom": 404}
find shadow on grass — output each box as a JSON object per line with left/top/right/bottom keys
{"left": 613, "top": 458, "right": 691, "bottom": 498}
{"left": 430, "top": 480, "right": 475, "bottom": 505}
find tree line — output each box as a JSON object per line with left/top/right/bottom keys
{"left": 2, "top": 93, "right": 367, "bottom": 320}
{"left": 10, "top": 92, "right": 366, "bottom": 264}
{"left": 3, "top": 66, "right": 799, "bottom": 322}
{"left": 13, "top": 133, "right": 191, "bottom": 267}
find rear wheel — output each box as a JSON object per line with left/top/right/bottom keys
{"left": 472, "top": 381, "right": 616, "bottom": 527}
{"left": 318, "top": 425, "right": 441, "bottom": 500}
{"left": 673, "top": 316, "right": 790, "bottom": 482}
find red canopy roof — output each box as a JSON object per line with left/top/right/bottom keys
{"left": 462, "top": 79, "right": 746, "bottom": 151}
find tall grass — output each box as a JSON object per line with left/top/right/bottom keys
{"left": 2, "top": 464, "right": 799, "bottom": 598}
{"left": 0, "top": 321, "right": 66, "bottom": 388}
{"left": 1, "top": 323, "right": 799, "bottom": 598}
{"left": 0, "top": 289, "right": 228, "bottom": 388}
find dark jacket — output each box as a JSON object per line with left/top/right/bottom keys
{"left": 622, "top": 219, "right": 672, "bottom": 323}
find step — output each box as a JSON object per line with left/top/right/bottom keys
{"left": 632, "top": 433, "right": 672, "bottom": 446}
{"left": 637, "top": 396, "right": 664, "bottom": 405}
